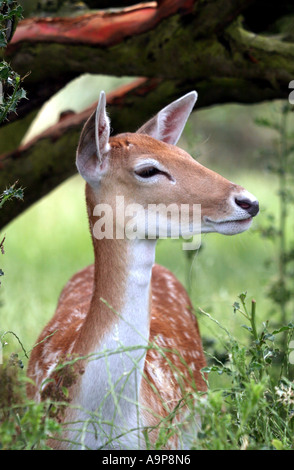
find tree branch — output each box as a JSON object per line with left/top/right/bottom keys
{"left": 0, "top": 78, "right": 163, "bottom": 228}
{"left": 3, "top": 0, "right": 257, "bottom": 123}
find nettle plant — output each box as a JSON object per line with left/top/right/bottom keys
{"left": 0, "top": 182, "right": 23, "bottom": 285}
{"left": 255, "top": 102, "right": 294, "bottom": 360}
{"left": 196, "top": 293, "right": 294, "bottom": 450}
{"left": 0, "top": 0, "right": 25, "bottom": 280}
{"left": 0, "top": 0, "right": 26, "bottom": 124}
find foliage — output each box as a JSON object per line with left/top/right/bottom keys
{"left": 0, "top": 1, "right": 29, "bottom": 441}
{"left": 0, "top": 0, "right": 26, "bottom": 124}
{"left": 254, "top": 103, "right": 294, "bottom": 358}
{"left": 191, "top": 293, "right": 294, "bottom": 450}
{"left": 184, "top": 102, "right": 294, "bottom": 450}
{"left": 0, "top": 181, "right": 23, "bottom": 286}
{"left": 0, "top": 353, "right": 61, "bottom": 449}
{"left": 0, "top": 180, "right": 23, "bottom": 210}
{"left": 0, "top": 0, "right": 22, "bottom": 47}
{"left": 1, "top": 292, "right": 294, "bottom": 450}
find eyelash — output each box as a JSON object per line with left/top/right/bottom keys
{"left": 134, "top": 166, "right": 163, "bottom": 179}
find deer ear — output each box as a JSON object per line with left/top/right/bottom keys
{"left": 76, "top": 91, "right": 110, "bottom": 186}
{"left": 137, "top": 91, "right": 197, "bottom": 145}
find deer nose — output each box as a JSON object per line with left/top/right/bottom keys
{"left": 235, "top": 197, "right": 259, "bottom": 217}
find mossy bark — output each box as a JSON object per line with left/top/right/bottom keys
{"left": 4, "top": 0, "right": 293, "bottom": 125}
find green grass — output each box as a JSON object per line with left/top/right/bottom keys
{"left": 0, "top": 175, "right": 92, "bottom": 355}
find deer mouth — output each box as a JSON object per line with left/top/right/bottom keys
{"left": 203, "top": 216, "right": 253, "bottom": 235}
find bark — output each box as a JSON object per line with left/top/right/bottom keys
{"left": 3, "top": 0, "right": 293, "bottom": 125}
{"left": 4, "top": 0, "right": 261, "bottom": 123}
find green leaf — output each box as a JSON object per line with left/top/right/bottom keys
{"left": 249, "top": 361, "right": 263, "bottom": 370}
{"left": 241, "top": 325, "right": 252, "bottom": 332}
{"left": 272, "top": 323, "right": 294, "bottom": 335}
{"left": 61, "top": 386, "right": 69, "bottom": 398}
{"left": 272, "top": 439, "right": 285, "bottom": 450}
{"left": 233, "top": 301, "right": 240, "bottom": 312}
{"left": 254, "top": 116, "right": 280, "bottom": 131}
{"left": 202, "top": 365, "right": 231, "bottom": 376}
{"left": 238, "top": 292, "right": 247, "bottom": 303}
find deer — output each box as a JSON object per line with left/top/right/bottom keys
{"left": 27, "top": 90, "right": 259, "bottom": 450}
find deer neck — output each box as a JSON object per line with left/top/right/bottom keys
{"left": 75, "top": 233, "right": 157, "bottom": 357}
{"left": 70, "top": 231, "right": 157, "bottom": 448}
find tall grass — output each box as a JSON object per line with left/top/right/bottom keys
{"left": 1, "top": 290, "right": 294, "bottom": 449}
{"left": 193, "top": 294, "right": 294, "bottom": 450}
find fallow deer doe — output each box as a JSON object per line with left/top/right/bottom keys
{"left": 27, "top": 91, "right": 259, "bottom": 449}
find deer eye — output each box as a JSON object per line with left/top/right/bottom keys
{"left": 134, "top": 166, "right": 162, "bottom": 179}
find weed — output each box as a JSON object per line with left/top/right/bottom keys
{"left": 0, "top": 0, "right": 26, "bottom": 124}
{"left": 0, "top": 353, "right": 61, "bottom": 449}
{"left": 193, "top": 293, "right": 294, "bottom": 450}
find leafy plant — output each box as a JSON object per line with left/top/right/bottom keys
{"left": 254, "top": 102, "right": 294, "bottom": 360}
{"left": 0, "top": 0, "right": 26, "bottom": 124}
{"left": 0, "top": 180, "right": 23, "bottom": 210}
{"left": 191, "top": 293, "right": 294, "bottom": 450}
{"left": 0, "top": 353, "right": 61, "bottom": 449}
{"left": 0, "top": 181, "right": 23, "bottom": 286}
